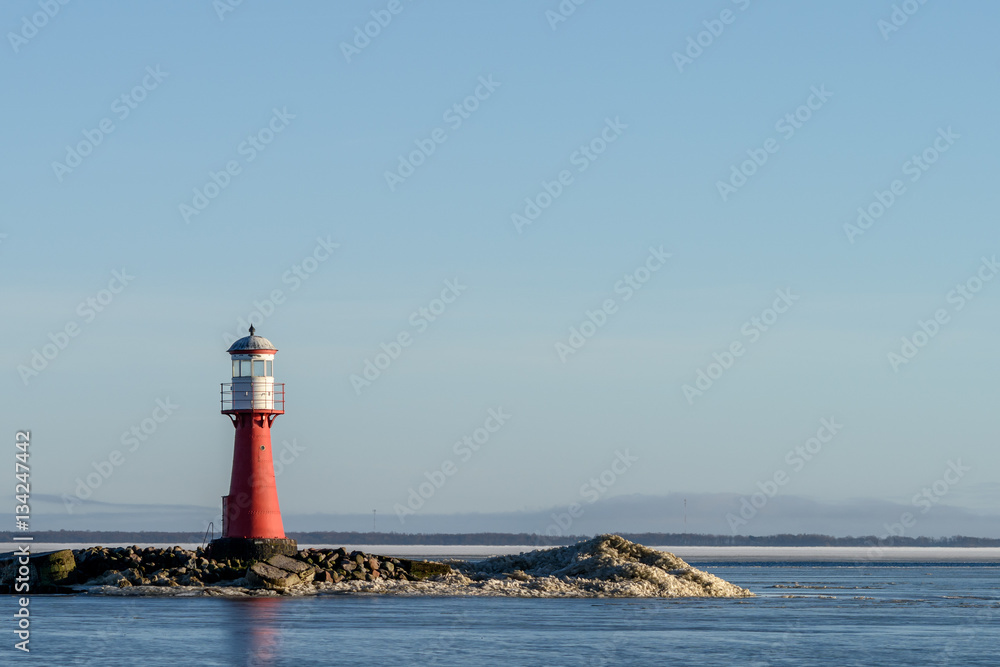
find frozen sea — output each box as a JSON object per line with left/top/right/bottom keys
{"left": 5, "top": 545, "right": 998, "bottom": 666}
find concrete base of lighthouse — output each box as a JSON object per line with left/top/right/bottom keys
{"left": 207, "top": 537, "right": 298, "bottom": 563}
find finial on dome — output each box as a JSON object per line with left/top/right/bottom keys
{"left": 249, "top": 324, "right": 256, "bottom": 336}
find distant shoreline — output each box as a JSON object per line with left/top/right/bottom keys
{"left": 3, "top": 543, "right": 999, "bottom": 564}
{"left": 4, "top": 531, "right": 999, "bottom": 548}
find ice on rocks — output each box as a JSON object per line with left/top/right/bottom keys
{"left": 448, "top": 534, "right": 754, "bottom": 598}
{"left": 76, "top": 535, "right": 753, "bottom": 598}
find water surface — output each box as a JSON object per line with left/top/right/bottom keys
{"left": 14, "top": 561, "right": 998, "bottom": 666}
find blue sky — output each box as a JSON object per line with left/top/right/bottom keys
{"left": 3, "top": 1, "right": 999, "bottom": 535}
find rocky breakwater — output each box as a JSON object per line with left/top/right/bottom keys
{"left": 245, "top": 548, "right": 446, "bottom": 591}
{"left": 0, "top": 544, "right": 447, "bottom": 594}
{"left": 1, "top": 536, "right": 752, "bottom": 598}
{"left": 73, "top": 545, "right": 250, "bottom": 588}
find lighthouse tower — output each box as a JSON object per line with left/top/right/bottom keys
{"left": 208, "top": 326, "right": 297, "bottom": 562}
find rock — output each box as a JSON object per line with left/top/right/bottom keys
{"left": 122, "top": 568, "right": 144, "bottom": 585}
{"left": 265, "top": 554, "right": 312, "bottom": 576}
{"left": 87, "top": 570, "right": 131, "bottom": 588}
{"left": 246, "top": 563, "right": 303, "bottom": 591}
{"left": 246, "top": 556, "right": 317, "bottom": 591}
{"left": 314, "top": 571, "right": 334, "bottom": 584}
{"left": 396, "top": 558, "right": 452, "bottom": 580}
{"left": 178, "top": 574, "right": 204, "bottom": 587}
{"left": 33, "top": 550, "right": 77, "bottom": 586}
{"left": 0, "top": 549, "right": 77, "bottom": 588}
{"left": 149, "top": 573, "right": 173, "bottom": 586}
{"left": 0, "top": 550, "right": 77, "bottom": 589}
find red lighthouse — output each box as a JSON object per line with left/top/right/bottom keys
{"left": 209, "top": 326, "right": 297, "bottom": 561}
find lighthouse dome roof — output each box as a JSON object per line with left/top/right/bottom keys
{"left": 227, "top": 325, "right": 277, "bottom": 353}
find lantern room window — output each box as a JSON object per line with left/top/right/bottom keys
{"left": 232, "top": 358, "right": 273, "bottom": 377}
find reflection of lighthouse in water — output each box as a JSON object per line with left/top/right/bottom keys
{"left": 227, "top": 597, "right": 286, "bottom": 667}
{"left": 209, "top": 326, "right": 297, "bottom": 561}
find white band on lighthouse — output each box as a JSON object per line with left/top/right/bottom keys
{"left": 230, "top": 353, "right": 275, "bottom": 410}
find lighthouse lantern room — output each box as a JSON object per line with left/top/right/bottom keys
{"left": 208, "top": 325, "right": 297, "bottom": 562}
